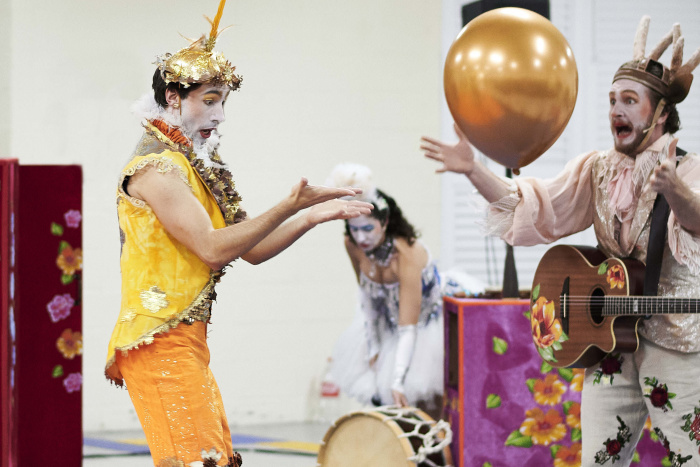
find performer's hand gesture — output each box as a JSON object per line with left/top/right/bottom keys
{"left": 649, "top": 138, "right": 680, "bottom": 195}
{"left": 287, "top": 178, "right": 363, "bottom": 213}
{"left": 307, "top": 199, "right": 373, "bottom": 225}
{"left": 421, "top": 123, "right": 476, "bottom": 175}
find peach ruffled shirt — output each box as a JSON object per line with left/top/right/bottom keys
{"left": 487, "top": 134, "right": 700, "bottom": 352}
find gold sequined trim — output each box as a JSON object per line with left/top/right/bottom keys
{"left": 140, "top": 286, "right": 169, "bottom": 313}
{"left": 144, "top": 121, "right": 187, "bottom": 153}
{"left": 117, "top": 155, "right": 193, "bottom": 209}
{"left": 106, "top": 271, "right": 224, "bottom": 375}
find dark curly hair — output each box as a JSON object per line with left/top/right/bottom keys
{"left": 151, "top": 68, "right": 202, "bottom": 108}
{"left": 345, "top": 189, "right": 419, "bottom": 245}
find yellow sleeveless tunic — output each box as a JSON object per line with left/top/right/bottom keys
{"left": 105, "top": 128, "right": 226, "bottom": 384}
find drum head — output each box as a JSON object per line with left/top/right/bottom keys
{"left": 317, "top": 411, "right": 413, "bottom": 467}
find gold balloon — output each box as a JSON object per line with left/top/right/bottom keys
{"left": 444, "top": 7, "right": 578, "bottom": 169}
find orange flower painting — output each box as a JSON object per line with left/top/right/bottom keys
{"left": 606, "top": 264, "right": 625, "bottom": 289}
{"left": 519, "top": 408, "right": 567, "bottom": 446}
{"left": 56, "top": 245, "right": 83, "bottom": 276}
{"left": 56, "top": 329, "right": 83, "bottom": 359}
{"left": 531, "top": 296, "right": 563, "bottom": 349}
{"left": 566, "top": 402, "right": 581, "bottom": 429}
{"left": 570, "top": 369, "right": 585, "bottom": 392}
{"left": 533, "top": 374, "right": 567, "bottom": 406}
{"left": 554, "top": 442, "right": 582, "bottom": 467}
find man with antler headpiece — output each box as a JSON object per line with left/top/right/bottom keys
{"left": 103, "top": 1, "right": 371, "bottom": 465}
{"left": 423, "top": 15, "right": 700, "bottom": 465}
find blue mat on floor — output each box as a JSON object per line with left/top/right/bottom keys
{"left": 84, "top": 433, "right": 319, "bottom": 456}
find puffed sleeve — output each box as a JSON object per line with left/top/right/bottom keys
{"left": 486, "top": 151, "right": 599, "bottom": 246}
{"left": 668, "top": 154, "right": 700, "bottom": 274}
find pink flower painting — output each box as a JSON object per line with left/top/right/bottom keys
{"left": 47, "top": 293, "right": 75, "bottom": 323}
{"left": 64, "top": 210, "right": 82, "bottom": 228}
{"left": 63, "top": 372, "right": 82, "bottom": 393}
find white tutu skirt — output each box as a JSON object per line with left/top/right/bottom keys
{"left": 330, "top": 308, "right": 444, "bottom": 407}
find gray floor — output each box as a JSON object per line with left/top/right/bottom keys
{"left": 83, "top": 422, "right": 331, "bottom": 467}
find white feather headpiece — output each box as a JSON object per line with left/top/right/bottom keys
{"left": 326, "top": 163, "right": 378, "bottom": 203}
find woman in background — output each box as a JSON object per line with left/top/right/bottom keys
{"left": 328, "top": 164, "right": 444, "bottom": 416}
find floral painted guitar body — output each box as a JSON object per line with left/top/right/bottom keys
{"left": 528, "top": 244, "right": 683, "bottom": 368}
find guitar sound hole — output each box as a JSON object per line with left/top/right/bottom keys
{"left": 589, "top": 288, "right": 605, "bottom": 325}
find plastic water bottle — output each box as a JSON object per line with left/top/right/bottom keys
{"left": 318, "top": 357, "right": 340, "bottom": 423}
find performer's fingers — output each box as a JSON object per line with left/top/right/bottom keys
{"left": 423, "top": 153, "right": 444, "bottom": 163}
{"left": 420, "top": 136, "right": 444, "bottom": 148}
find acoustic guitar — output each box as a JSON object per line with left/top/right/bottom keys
{"left": 529, "top": 244, "right": 698, "bottom": 368}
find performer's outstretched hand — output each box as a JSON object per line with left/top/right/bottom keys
{"left": 307, "top": 199, "right": 373, "bottom": 225}
{"left": 287, "top": 178, "right": 363, "bottom": 213}
{"left": 421, "top": 123, "right": 476, "bottom": 175}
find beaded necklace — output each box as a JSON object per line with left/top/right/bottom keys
{"left": 147, "top": 120, "right": 246, "bottom": 225}
{"left": 366, "top": 236, "right": 395, "bottom": 277}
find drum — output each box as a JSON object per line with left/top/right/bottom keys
{"left": 317, "top": 406, "right": 453, "bottom": 467}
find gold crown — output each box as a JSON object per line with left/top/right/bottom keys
{"left": 613, "top": 16, "right": 700, "bottom": 104}
{"left": 156, "top": 0, "right": 242, "bottom": 90}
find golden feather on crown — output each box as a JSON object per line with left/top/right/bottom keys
{"left": 155, "top": 0, "right": 242, "bottom": 90}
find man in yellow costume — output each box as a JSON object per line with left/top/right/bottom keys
{"left": 104, "top": 2, "right": 371, "bottom": 466}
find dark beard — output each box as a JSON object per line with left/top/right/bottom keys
{"left": 613, "top": 115, "right": 655, "bottom": 156}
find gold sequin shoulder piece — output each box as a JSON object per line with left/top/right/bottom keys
{"left": 117, "top": 155, "right": 194, "bottom": 209}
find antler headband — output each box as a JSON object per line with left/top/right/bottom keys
{"left": 613, "top": 15, "right": 700, "bottom": 104}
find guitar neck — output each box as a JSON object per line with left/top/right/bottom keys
{"left": 601, "top": 296, "right": 700, "bottom": 315}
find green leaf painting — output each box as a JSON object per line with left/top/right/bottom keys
{"left": 58, "top": 240, "right": 70, "bottom": 254}
{"left": 540, "top": 361, "right": 553, "bottom": 374}
{"left": 598, "top": 262, "right": 609, "bottom": 275}
{"left": 557, "top": 368, "right": 574, "bottom": 382}
{"left": 550, "top": 445, "right": 561, "bottom": 458}
{"left": 61, "top": 274, "right": 75, "bottom": 285}
{"left": 571, "top": 428, "right": 582, "bottom": 442}
{"left": 505, "top": 430, "right": 533, "bottom": 448}
{"left": 492, "top": 336, "right": 508, "bottom": 355}
{"left": 526, "top": 378, "right": 537, "bottom": 393}
{"left": 51, "top": 222, "right": 64, "bottom": 236}
{"left": 486, "top": 394, "right": 502, "bottom": 409}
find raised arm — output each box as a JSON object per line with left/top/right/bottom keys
{"left": 242, "top": 194, "right": 372, "bottom": 265}
{"left": 128, "top": 168, "right": 371, "bottom": 270}
{"left": 421, "top": 124, "right": 511, "bottom": 203}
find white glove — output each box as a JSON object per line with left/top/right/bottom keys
{"left": 391, "top": 324, "right": 417, "bottom": 393}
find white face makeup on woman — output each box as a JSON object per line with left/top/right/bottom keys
{"left": 347, "top": 215, "right": 387, "bottom": 252}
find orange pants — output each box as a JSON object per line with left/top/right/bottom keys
{"left": 116, "top": 321, "right": 233, "bottom": 466}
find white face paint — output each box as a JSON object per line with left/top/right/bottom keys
{"left": 348, "top": 215, "right": 386, "bottom": 252}
{"left": 608, "top": 79, "right": 658, "bottom": 156}
{"left": 180, "top": 84, "right": 230, "bottom": 147}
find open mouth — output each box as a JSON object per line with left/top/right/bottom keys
{"left": 614, "top": 123, "right": 632, "bottom": 139}
{"left": 199, "top": 128, "right": 214, "bottom": 139}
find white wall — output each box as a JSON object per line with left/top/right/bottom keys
{"left": 4, "top": 1, "right": 442, "bottom": 431}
